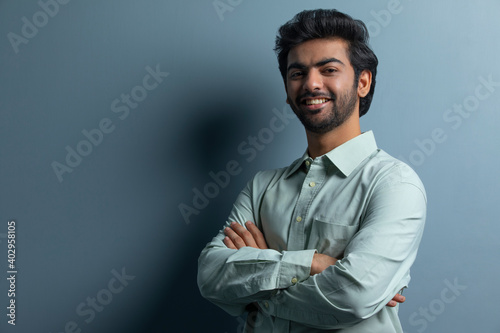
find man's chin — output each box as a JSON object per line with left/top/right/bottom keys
{"left": 298, "top": 118, "right": 337, "bottom": 134}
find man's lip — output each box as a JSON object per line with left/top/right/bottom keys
{"left": 300, "top": 97, "right": 331, "bottom": 104}
{"left": 301, "top": 99, "right": 330, "bottom": 111}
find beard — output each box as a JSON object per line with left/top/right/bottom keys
{"left": 288, "top": 83, "right": 358, "bottom": 134}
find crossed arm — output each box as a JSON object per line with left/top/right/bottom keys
{"left": 198, "top": 167, "right": 426, "bottom": 328}
{"left": 223, "top": 220, "right": 406, "bottom": 308}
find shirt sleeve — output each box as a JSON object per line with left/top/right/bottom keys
{"left": 197, "top": 170, "right": 316, "bottom": 316}
{"left": 259, "top": 164, "right": 427, "bottom": 329}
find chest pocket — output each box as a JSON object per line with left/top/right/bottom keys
{"left": 308, "top": 218, "right": 359, "bottom": 258}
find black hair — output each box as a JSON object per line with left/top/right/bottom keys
{"left": 275, "top": 9, "right": 378, "bottom": 117}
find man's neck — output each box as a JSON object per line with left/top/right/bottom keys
{"left": 305, "top": 116, "right": 361, "bottom": 159}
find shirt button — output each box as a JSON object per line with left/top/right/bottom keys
{"left": 296, "top": 216, "right": 302, "bottom": 222}
{"left": 291, "top": 277, "right": 298, "bottom": 284}
{"left": 264, "top": 301, "right": 269, "bottom": 308}
{"left": 309, "top": 182, "right": 316, "bottom": 187}
{"left": 305, "top": 160, "right": 311, "bottom": 167}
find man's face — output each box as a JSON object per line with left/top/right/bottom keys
{"left": 285, "top": 38, "right": 359, "bottom": 134}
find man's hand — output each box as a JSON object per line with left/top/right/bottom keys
{"left": 224, "top": 225, "right": 406, "bottom": 307}
{"left": 310, "top": 253, "right": 406, "bottom": 307}
{"left": 387, "top": 293, "right": 405, "bottom": 307}
{"left": 223, "top": 221, "right": 268, "bottom": 250}
{"left": 310, "top": 253, "right": 338, "bottom": 276}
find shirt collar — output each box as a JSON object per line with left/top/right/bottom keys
{"left": 284, "top": 131, "right": 378, "bottom": 178}
{"left": 325, "top": 131, "right": 378, "bottom": 177}
{"left": 284, "top": 152, "right": 310, "bottom": 179}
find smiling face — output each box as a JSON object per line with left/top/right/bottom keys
{"left": 285, "top": 38, "right": 362, "bottom": 135}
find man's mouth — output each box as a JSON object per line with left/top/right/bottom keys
{"left": 303, "top": 98, "right": 330, "bottom": 105}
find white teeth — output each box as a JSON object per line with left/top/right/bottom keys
{"left": 305, "top": 98, "right": 328, "bottom": 105}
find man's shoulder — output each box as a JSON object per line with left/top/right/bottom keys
{"left": 367, "top": 149, "right": 426, "bottom": 199}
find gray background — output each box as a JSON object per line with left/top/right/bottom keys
{"left": 1, "top": 0, "right": 499, "bottom": 332}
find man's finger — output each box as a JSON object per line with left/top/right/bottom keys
{"left": 387, "top": 300, "right": 397, "bottom": 307}
{"left": 245, "top": 221, "right": 268, "bottom": 249}
{"left": 228, "top": 222, "right": 258, "bottom": 248}
{"left": 223, "top": 236, "right": 237, "bottom": 249}
{"left": 392, "top": 294, "right": 406, "bottom": 303}
{"left": 224, "top": 225, "right": 252, "bottom": 249}
{"left": 386, "top": 293, "right": 406, "bottom": 307}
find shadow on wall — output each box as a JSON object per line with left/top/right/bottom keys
{"left": 122, "top": 85, "right": 269, "bottom": 333}
{"left": 161, "top": 96, "right": 261, "bottom": 332}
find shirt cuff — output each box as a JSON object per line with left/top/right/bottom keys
{"left": 277, "top": 249, "right": 316, "bottom": 289}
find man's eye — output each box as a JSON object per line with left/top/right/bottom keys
{"left": 324, "top": 68, "right": 337, "bottom": 74}
{"left": 290, "top": 71, "right": 303, "bottom": 78}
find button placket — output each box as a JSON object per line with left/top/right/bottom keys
{"left": 288, "top": 158, "right": 322, "bottom": 250}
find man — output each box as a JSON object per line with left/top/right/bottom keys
{"left": 198, "top": 9, "right": 426, "bottom": 332}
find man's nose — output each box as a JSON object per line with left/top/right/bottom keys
{"left": 303, "top": 70, "right": 323, "bottom": 92}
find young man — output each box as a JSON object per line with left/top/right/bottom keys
{"left": 198, "top": 9, "right": 426, "bottom": 332}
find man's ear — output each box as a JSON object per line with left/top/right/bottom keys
{"left": 357, "top": 69, "right": 372, "bottom": 98}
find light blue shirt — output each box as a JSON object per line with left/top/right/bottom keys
{"left": 198, "top": 131, "right": 427, "bottom": 332}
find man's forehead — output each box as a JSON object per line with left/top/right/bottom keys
{"left": 287, "top": 38, "right": 350, "bottom": 65}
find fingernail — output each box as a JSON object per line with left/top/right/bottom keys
{"left": 246, "top": 221, "right": 253, "bottom": 225}
{"left": 231, "top": 222, "right": 237, "bottom": 226}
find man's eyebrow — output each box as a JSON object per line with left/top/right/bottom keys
{"left": 287, "top": 62, "right": 306, "bottom": 71}
{"left": 316, "top": 57, "right": 345, "bottom": 67}
{"left": 287, "top": 57, "right": 345, "bottom": 72}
